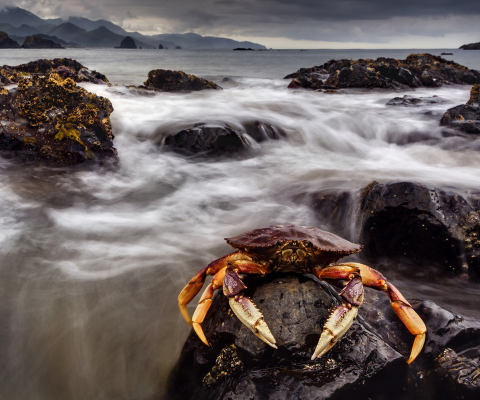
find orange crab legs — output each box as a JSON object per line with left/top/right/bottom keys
{"left": 178, "top": 252, "right": 270, "bottom": 344}
{"left": 178, "top": 251, "right": 253, "bottom": 326}
{"left": 313, "top": 262, "right": 427, "bottom": 364}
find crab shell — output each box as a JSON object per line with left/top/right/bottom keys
{"left": 225, "top": 224, "right": 363, "bottom": 268}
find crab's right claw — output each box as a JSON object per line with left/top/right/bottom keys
{"left": 223, "top": 267, "right": 277, "bottom": 348}
{"left": 311, "top": 303, "right": 358, "bottom": 360}
{"left": 229, "top": 295, "right": 277, "bottom": 348}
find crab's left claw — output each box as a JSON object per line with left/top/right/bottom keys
{"left": 312, "top": 275, "right": 364, "bottom": 360}
{"left": 224, "top": 267, "right": 277, "bottom": 349}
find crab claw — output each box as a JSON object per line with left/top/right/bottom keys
{"left": 229, "top": 295, "right": 277, "bottom": 349}
{"left": 311, "top": 303, "right": 358, "bottom": 360}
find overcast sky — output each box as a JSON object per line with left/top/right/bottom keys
{"left": 6, "top": 0, "right": 480, "bottom": 48}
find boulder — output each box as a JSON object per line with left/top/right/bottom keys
{"left": 440, "top": 84, "right": 480, "bottom": 134}
{"left": 22, "top": 35, "right": 64, "bottom": 49}
{"left": 285, "top": 54, "right": 480, "bottom": 90}
{"left": 2, "top": 58, "right": 109, "bottom": 84}
{"left": 167, "top": 274, "right": 407, "bottom": 400}
{"left": 309, "top": 181, "right": 480, "bottom": 275}
{"left": 168, "top": 273, "right": 480, "bottom": 399}
{"left": 143, "top": 69, "right": 221, "bottom": 92}
{"left": 0, "top": 31, "right": 20, "bottom": 48}
{"left": 0, "top": 72, "right": 117, "bottom": 166}
{"left": 164, "top": 125, "right": 247, "bottom": 155}
{"left": 460, "top": 42, "right": 480, "bottom": 50}
{"left": 117, "top": 36, "right": 137, "bottom": 49}
{"left": 386, "top": 95, "right": 448, "bottom": 106}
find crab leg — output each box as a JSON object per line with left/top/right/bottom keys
{"left": 223, "top": 266, "right": 277, "bottom": 348}
{"left": 191, "top": 267, "right": 227, "bottom": 345}
{"left": 189, "top": 258, "right": 269, "bottom": 346}
{"left": 338, "top": 262, "right": 427, "bottom": 364}
{"left": 311, "top": 274, "right": 364, "bottom": 360}
{"left": 178, "top": 251, "right": 250, "bottom": 326}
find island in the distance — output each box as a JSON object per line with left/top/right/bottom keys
{"left": 460, "top": 41, "right": 480, "bottom": 50}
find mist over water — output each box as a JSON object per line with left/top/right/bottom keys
{"left": 0, "top": 48, "right": 479, "bottom": 399}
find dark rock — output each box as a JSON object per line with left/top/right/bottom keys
{"left": 387, "top": 95, "right": 448, "bottom": 106}
{"left": 460, "top": 42, "right": 480, "bottom": 50}
{"left": 285, "top": 67, "right": 331, "bottom": 90}
{"left": 167, "top": 274, "right": 408, "bottom": 400}
{"left": 431, "top": 348, "right": 480, "bottom": 399}
{"left": 233, "top": 48, "right": 254, "bottom": 51}
{"left": 441, "top": 53, "right": 454, "bottom": 55}
{"left": 159, "top": 44, "right": 164, "bottom": 49}
{"left": 2, "top": 58, "right": 109, "bottom": 84}
{"left": 164, "top": 124, "right": 247, "bottom": 155}
{"left": 143, "top": 69, "right": 222, "bottom": 92}
{"left": 242, "top": 121, "right": 286, "bottom": 142}
{"left": 0, "top": 31, "right": 20, "bottom": 48}
{"left": 117, "top": 36, "right": 137, "bottom": 49}
{"left": 440, "top": 84, "right": 480, "bottom": 134}
{"left": 22, "top": 35, "right": 64, "bottom": 49}
{"left": 0, "top": 72, "right": 117, "bottom": 166}
{"left": 175, "top": 45, "right": 181, "bottom": 49}
{"left": 309, "top": 181, "right": 480, "bottom": 275}
{"left": 285, "top": 54, "right": 480, "bottom": 90}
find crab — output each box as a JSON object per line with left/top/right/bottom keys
{"left": 178, "top": 225, "right": 427, "bottom": 363}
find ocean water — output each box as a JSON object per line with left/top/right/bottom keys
{"left": 0, "top": 48, "right": 479, "bottom": 399}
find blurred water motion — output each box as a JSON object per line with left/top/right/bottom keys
{"left": 0, "top": 48, "right": 479, "bottom": 399}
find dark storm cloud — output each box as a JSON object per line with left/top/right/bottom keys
{"left": 7, "top": 0, "right": 480, "bottom": 44}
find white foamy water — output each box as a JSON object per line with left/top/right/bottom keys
{"left": 0, "top": 48, "right": 479, "bottom": 399}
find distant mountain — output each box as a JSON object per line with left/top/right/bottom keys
{"left": 67, "top": 16, "right": 130, "bottom": 36}
{"left": 0, "top": 6, "right": 266, "bottom": 50}
{"left": 0, "top": 6, "right": 50, "bottom": 29}
{"left": 151, "top": 32, "right": 266, "bottom": 49}
{"left": 47, "top": 22, "right": 87, "bottom": 42}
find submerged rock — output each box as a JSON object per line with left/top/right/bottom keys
{"left": 0, "top": 72, "right": 117, "bottom": 166}
{"left": 143, "top": 69, "right": 221, "bottom": 92}
{"left": 22, "top": 35, "right": 64, "bottom": 49}
{"left": 164, "top": 125, "right": 247, "bottom": 155}
{"left": 386, "top": 95, "right": 448, "bottom": 106}
{"left": 440, "top": 84, "right": 480, "bottom": 134}
{"left": 285, "top": 54, "right": 480, "bottom": 90}
{"left": 0, "top": 31, "right": 20, "bottom": 49}
{"left": 2, "top": 58, "right": 109, "bottom": 84}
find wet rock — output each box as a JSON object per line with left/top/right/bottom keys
{"left": 285, "top": 67, "right": 332, "bottom": 90}
{"left": 0, "top": 31, "right": 20, "bottom": 49}
{"left": 142, "top": 69, "right": 221, "bottom": 92}
{"left": 440, "top": 84, "right": 480, "bottom": 134}
{"left": 242, "top": 121, "right": 286, "bottom": 142}
{"left": 167, "top": 274, "right": 407, "bottom": 400}
{"left": 285, "top": 54, "right": 480, "bottom": 90}
{"left": 2, "top": 58, "right": 109, "bottom": 84}
{"left": 441, "top": 53, "right": 454, "bottom": 56}
{"left": 308, "top": 181, "right": 480, "bottom": 275}
{"left": 0, "top": 72, "right": 117, "bottom": 166}
{"left": 164, "top": 124, "right": 247, "bottom": 155}
{"left": 387, "top": 95, "right": 448, "bottom": 106}
{"left": 432, "top": 348, "right": 480, "bottom": 399}
{"left": 21, "top": 35, "right": 64, "bottom": 49}
{"left": 117, "top": 36, "right": 137, "bottom": 49}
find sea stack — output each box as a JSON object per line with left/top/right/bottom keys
{"left": 118, "top": 36, "right": 137, "bottom": 49}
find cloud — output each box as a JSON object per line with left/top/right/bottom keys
{"left": 3, "top": 0, "right": 480, "bottom": 46}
